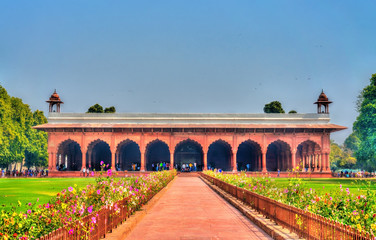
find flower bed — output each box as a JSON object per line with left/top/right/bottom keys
{"left": 204, "top": 170, "right": 376, "bottom": 236}
{"left": 0, "top": 166, "right": 176, "bottom": 240}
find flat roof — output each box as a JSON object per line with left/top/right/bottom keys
{"left": 34, "top": 112, "right": 347, "bottom": 132}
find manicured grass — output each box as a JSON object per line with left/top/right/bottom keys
{"left": 0, "top": 178, "right": 95, "bottom": 211}
{"left": 272, "top": 178, "right": 376, "bottom": 194}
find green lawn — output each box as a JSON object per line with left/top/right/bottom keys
{"left": 0, "top": 178, "right": 95, "bottom": 211}
{"left": 272, "top": 178, "right": 376, "bottom": 194}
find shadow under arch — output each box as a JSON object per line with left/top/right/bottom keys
{"left": 236, "top": 140, "right": 262, "bottom": 171}
{"left": 86, "top": 139, "right": 111, "bottom": 171}
{"left": 116, "top": 139, "right": 141, "bottom": 171}
{"left": 266, "top": 140, "right": 292, "bottom": 172}
{"left": 145, "top": 139, "right": 170, "bottom": 171}
{"left": 174, "top": 139, "right": 204, "bottom": 171}
{"left": 207, "top": 139, "right": 232, "bottom": 171}
{"left": 56, "top": 139, "right": 82, "bottom": 171}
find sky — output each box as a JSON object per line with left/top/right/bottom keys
{"left": 0, "top": 1, "right": 375, "bottom": 144}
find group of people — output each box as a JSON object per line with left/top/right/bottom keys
{"left": 151, "top": 162, "right": 170, "bottom": 171}
{"left": 177, "top": 162, "right": 198, "bottom": 172}
{"left": 0, "top": 168, "right": 49, "bottom": 178}
{"left": 336, "top": 170, "right": 374, "bottom": 178}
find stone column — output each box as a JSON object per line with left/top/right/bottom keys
{"left": 232, "top": 150, "right": 237, "bottom": 172}
{"left": 291, "top": 150, "right": 296, "bottom": 171}
{"left": 262, "top": 151, "right": 267, "bottom": 172}
{"left": 170, "top": 152, "right": 174, "bottom": 170}
{"left": 82, "top": 148, "right": 87, "bottom": 171}
{"left": 49, "top": 151, "right": 56, "bottom": 171}
{"left": 111, "top": 152, "right": 115, "bottom": 170}
{"left": 203, "top": 150, "right": 208, "bottom": 170}
{"left": 140, "top": 148, "right": 146, "bottom": 172}
{"left": 308, "top": 154, "right": 312, "bottom": 172}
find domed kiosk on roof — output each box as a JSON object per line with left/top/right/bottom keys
{"left": 314, "top": 90, "right": 332, "bottom": 114}
{"left": 46, "top": 90, "right": 63, "bottom": 113}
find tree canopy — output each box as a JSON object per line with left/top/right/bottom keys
{"left": 87, "top": 104, "right": 116, "bottom": 113}
{"left": 288, "top": 110, "right": 297, "bottom": 114}
{"left": 104, "top": 106, "right": 116, "bottom": 113}
{"left": 329, "top": 141, "right": 356, "bottom": 171}
{"left": 0, "top": 85, "right": 48, "bottom": 168}
{"left": 353, "top": 73, "right": 376, "bottom": 171}
{"left": 87, "top": 104, "right": 104, "bottom": 113}
{"left": 263, "top": 101, "right": 285, "bottom": 113}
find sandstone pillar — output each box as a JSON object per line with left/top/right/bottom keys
{"left": 262, "top": 151, "right": 267, "bottom": 172}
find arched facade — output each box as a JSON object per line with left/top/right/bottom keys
{"left": 56, "top": 139, "right": 82, "bottom": 171}
{"left": 36, "top": 111, "right": 345, "bottom": 175}
{"left": 266, "top": 140, "right": 292, "bottom": 172}
{"left": 174, "top": 139, "right": 203, "bottom": 171}
{"left": 296, "top": 140, "right": 324, "bottom": 172}
{"left": 145, "top": 140, "right": 170, "bottom": 171}
{"left": 86, "top": 139, "right": 112, "bottom": 171}
{"left": 207, "top": 140, "right": 232, "bottom": 171}
{"left": 116, "top": 140, "right": 141, "bottom": 171}
{"left": 236, "top": 140, "right": 262, "bottom": 171}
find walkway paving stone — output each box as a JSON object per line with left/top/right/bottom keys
{"left": 125, "top": 175, "right": 272, "bottom": 240}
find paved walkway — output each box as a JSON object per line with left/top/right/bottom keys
{"left": 125, "top": 175, "right": 272, "bottom": 240}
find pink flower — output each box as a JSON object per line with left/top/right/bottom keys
{"left": 46, "top": 203, "right": 50, "bottom": 209}
{"left": 91, "top": 171, "right": 95, "bottom": 177}
{"left": 91, "top": 217, "right": 97, "bottom": 224}
{"left": 68, "top": 229, "right": 74, "bottom": 235}
{"left": 28, "top": 202, "right": 32, "bottom": 206}
{"left": 100, "top": 161, "right": 104, "bottom": 165}
{"left": 107, "top": 169, "right": 112, "bottom": 177}
{"left": 87, "top": 205, "right": 93, "bottom": 213}
{"left": 27, "top": 209, "right": 32, "bottom": 214}
{"left": 68, "top": 187, "right": 73, "bottom": 192}
{"left": 97, "top": 189, "right": 101, "bottom": 195}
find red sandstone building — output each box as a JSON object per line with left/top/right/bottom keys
{"left": 35, "top": 91, "right": 346, "bottom": 176}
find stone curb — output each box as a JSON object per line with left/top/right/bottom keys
{"left": 200, "top": 176, "right": 303, "bottom": 240}
{"left": 104, "top": 176, "right": 177, "bottom": 240}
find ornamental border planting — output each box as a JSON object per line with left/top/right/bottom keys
{"left": 201, "top": 172, "right": 375, "bottom": 240}
{"left": 0, "top": 168, "right": 176, "bottom": 240}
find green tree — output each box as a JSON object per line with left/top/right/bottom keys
{"left": 353, "top": 73, "right": 376, "bottom": 171}
{"left": 104, "top": 106, "right": 116, "bottom": 113}
{"left": 344, "top": 132, "right": 360, "bottom": 153}
{"left": 0, "top": 85, "right": 48, "bottom": 168}
{"left": 288, "top": 110, "right": 297, "bottom": 114}
{"left": 330, "top": 141, "right": 356, "bottom": 171}
{"left": 87, "top": 104, "right": 104, "bottom": 113}
{"left": 263, "top": 101, "right": 285, "bottom": 113}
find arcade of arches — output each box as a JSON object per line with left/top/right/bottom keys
{"left": 52, "top": 136, "right": 331, "bottom": 173}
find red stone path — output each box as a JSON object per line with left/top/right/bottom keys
{"left": 125, "top": 175, "right": 272, "bottom": 240}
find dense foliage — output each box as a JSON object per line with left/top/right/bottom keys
{"left": 0, "top": 167, "right": 176, "bottom": 239}
{"left": 87, "top": 104, "right": 116, "bottom": 113}
{"left": 353, "top": 73, "right": 376, "bottom": 171}
{"left": 330, "top": 141, "right": 356, "bottom": 170}
{"left": 0, "top": 85, "right": 47, "bottom": 168}
{"left": 205, "top": 170, "right": 376, "bottom": 235}
{"left": 263, "top": 101, "right": 285, "bottom": 113}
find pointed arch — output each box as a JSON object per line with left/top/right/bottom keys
{"left": 266, "top": 140, "right": 292, "bottom": 172}
{"left": 116, "top": 139, "right": 141, "bottom": 171}
{"left": 86, "top": 139, "right": 111, "bottom": 171}
{"left": 296, "top": 140, "right": 322, "bottom": 172}
{"left": 56, "top": 139, "right": 82, "bottom": 171}
{"left": 174, "top": 139, "right": 204, "bottom": 171}
{"left": 145, "top": 139, "right": 170, "bottom": 171}
{"left": 236, "top": 140, "right": 262, "bottom": 171}
{"left": 207, "top": 139, "right": 232, "bottom": 171}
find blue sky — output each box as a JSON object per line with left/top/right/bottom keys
{"left": 1, "top": 1, "right": 375, "bottom": 144}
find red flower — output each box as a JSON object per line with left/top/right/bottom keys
{"left": 13, "top": 233, "right": 18, "bottom": 237}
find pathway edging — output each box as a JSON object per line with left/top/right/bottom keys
{"left": 200, "top": 176, "right": 302, "bottom": 240}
